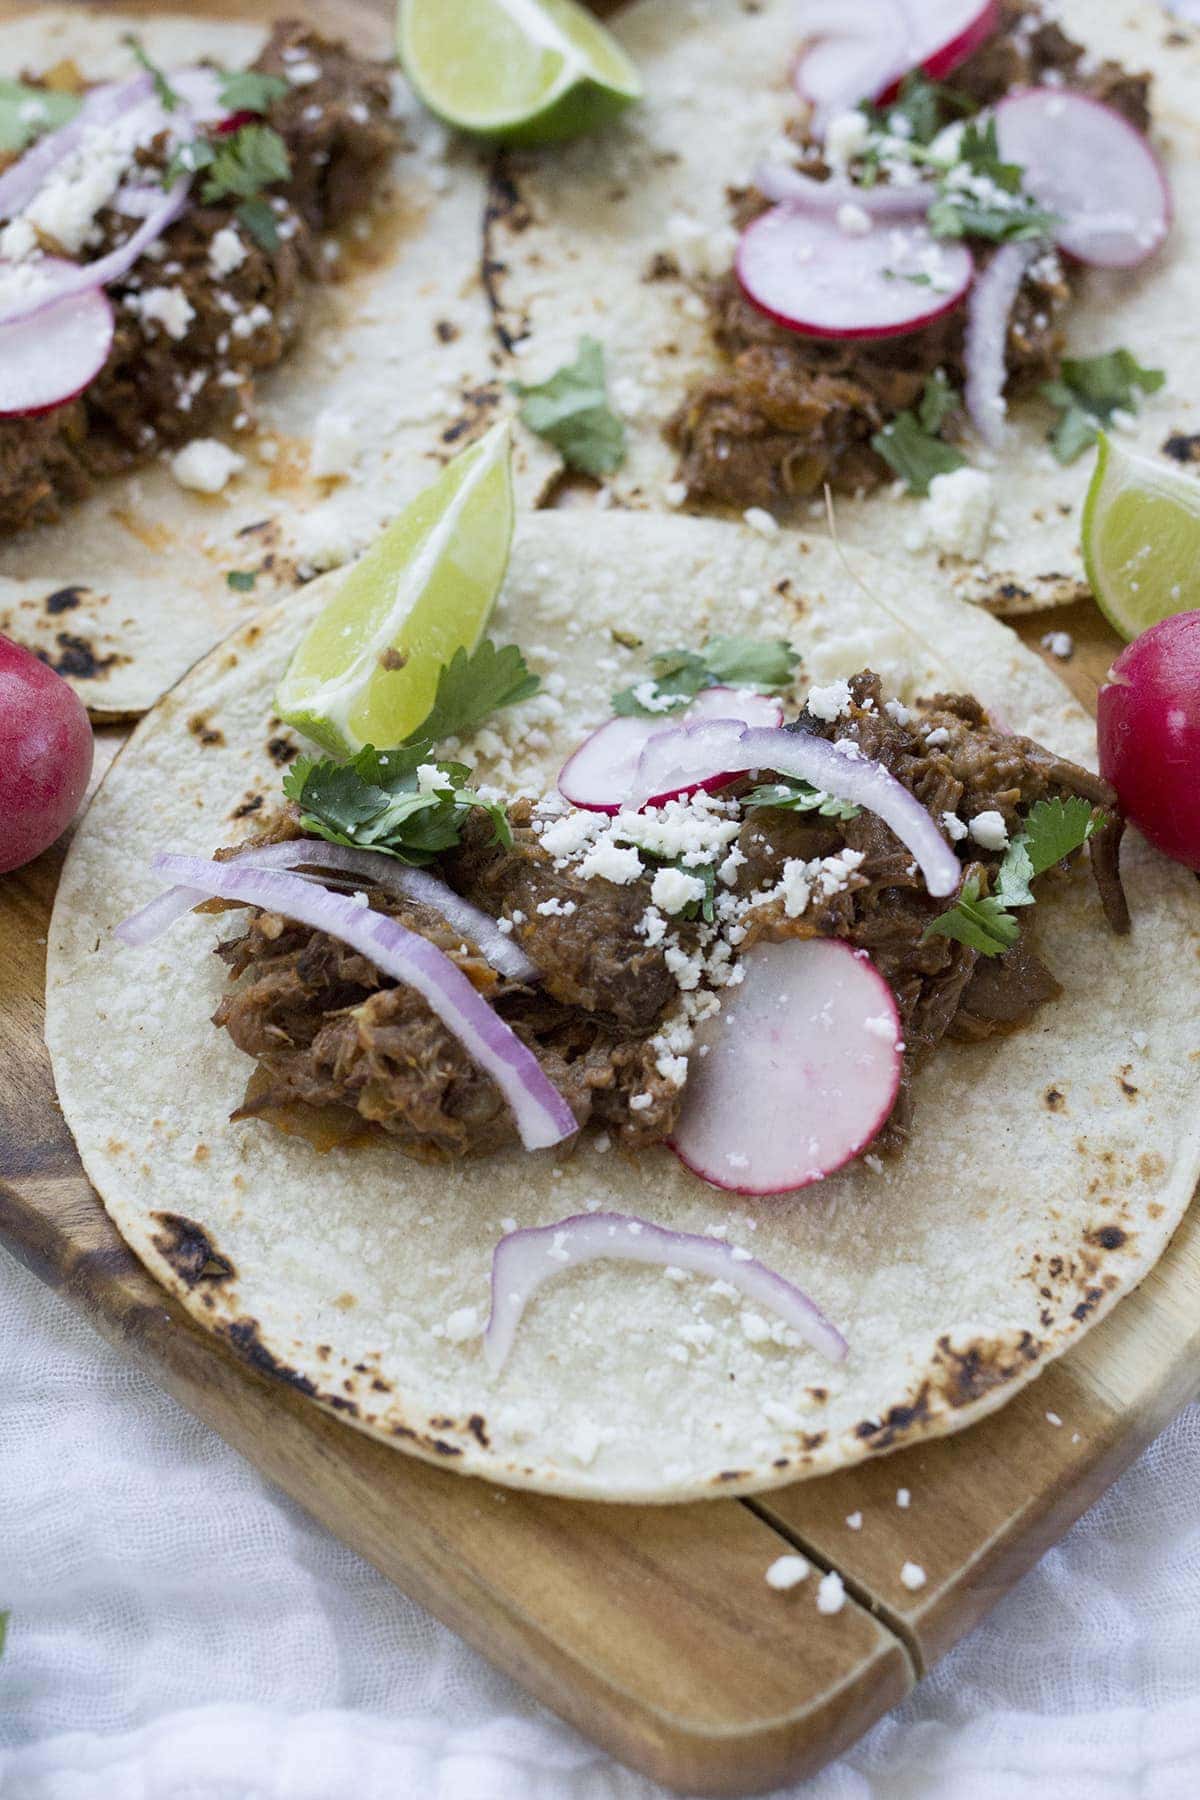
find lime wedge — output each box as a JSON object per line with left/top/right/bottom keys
{"left": 398, "top": 0, "right": 641, "bottom": 146}
{"left": 276, "top": 422, "right": 514, "bottom": 757}
{"left": 1082, "top": 432, "right": 1200, "bottom": 641}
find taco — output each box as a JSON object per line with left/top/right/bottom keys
{"left": 487, "top": 0, "right": 1197, "bottom": 613}
{"left": 0, "top": 8, "right": 551, "bottom": 718}
{"left": 46, "top": 505, "right": 1200, "bottom": 1501}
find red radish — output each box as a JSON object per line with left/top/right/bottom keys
{"left": 0, "top": 635, "right": 94, "bottom": 873}
{"left": 670, "top": 938, "right": 903, "bottom": 1195}
{"left": 558, "top": 687, "right": 783, "bottom": 813}
{"left": 736, "top": 206, "right": 973, "bottom": 340}
{"left": 1097, "top": 612, "right": 1200, "bottom": 870}
{"left": 0, "top": 281, "right": 114, "bottom": 417}
{"left": 794, "top": 0, "right": 911, "bottom": 130}
{"left": 994, "top": 90, "right": 1171, "bottom": 269}
{"left": 878, "top": 0, "right": 1000, "bottom": 99}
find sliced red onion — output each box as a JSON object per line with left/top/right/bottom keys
{"left": 795, "top": 0, "right": 914, "bottom": 132}
{"left": 754, "top": 162, "right": 936, "bottom": 214}
{"left": 558, "top": 686, "right": 784, "bottom": 813}
{"left": 0, "top": 279, "right": 114, "bottom": 417}
{"left": 483, "top": 1211, "right": 848, "bottom": 1374}
{"left": 0, "top": 73, "right": 153, "bottom": 218}
{"left": 125, "top": 855, "right": 577, "bottom": 1152}
{"left": 0, "top": 184, "right": 190, "bottom": 327}
{"left": 963, "top": 240, "right": 1037, "bottom": 448}
{"left": 116, "top": 839, "right": 539, "bottom": 982}
{"left": 632, "top": 720, "right": 962, "bottom": 896}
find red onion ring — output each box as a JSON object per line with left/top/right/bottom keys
{"left": 963, "top": 239, "right": 1038, "bottom": 449}
{"left": 754, "top": 161, "right": 936, "bottom": 214}
{"left": 116, "top": 840, "right": 539, "bottom": 982}
{"left": 0, "top": 182, "right": 190, "bottom": 327}
{"left": 632, "top": 720, "right": 962, "bottom": 896}
{"left": 121, "top": 855, "right": 577, "bottom": 1152}
{"left": 484, "top": 1211, "right": 849, "bottom": 1374}
{"left": 0, "top": 72, "right": 153, "bottom": 218}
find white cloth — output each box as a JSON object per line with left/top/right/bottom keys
{"left": 2, "top": 1245, "right": 1199, "bottom": 1800}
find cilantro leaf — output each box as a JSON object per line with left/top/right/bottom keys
{"left": 0, "top": 80, "right": 79, "bottom": 153}
{"left": 744, "top": 778, "right": 862, "bottom": 822}
{"left": 919, "top": 368, "right": 959, "bottom": 435}
{"left": 410, "top": 640, "right": 540, "bottom": 746}
{"left": 1040, "top": 350, "right": 1165, "bottom": 464}
{"left": 164, "top": 136, "right": 216, "bottom": 186}
{"left": 283, "top": 742, "right": 510, "bottom": 866}
{"left": 924, "top": 873, "right": 1020, "bottom": 955}
{"left": 218, "top": 69, "right": 290, "bottom": 115}
{"left": 511, "top": 336, "right": 625, "bottom": 477}
{"left": 124, "top": 34, "right": 179, "bottom": 111}
{"left": 236, "top": 196, "right": 281, "bottom": 251}
{"left": 226, "top": 569, "right": 257, "bottom": 592}
{"left": 929, "top": 116, "right": 1058, "bottom": 243}
{"left": 200, "top": 120, "right": 291, "bottom": 202}
{"left": 995, "top": 795, "right": 1104, "bottom": 907}
{"left": 861, "top": 72, "right": 978, "bottom": 148}
{"left": 612, "top": 637, "right": 798, "bottom": 716}
{"left": 873, "top": 406, "right": 966, "bottom": 496}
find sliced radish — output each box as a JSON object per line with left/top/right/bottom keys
{"left": 670, "top": 938, "right": 903, "bottom": 1195}
{"left": 794, "top": 0, "right": 912, "bottom": 132}
{"left": 878, "top": 0, "right": 1000, "bottom": 100}
{"left": 737, "top": 206, "right": 972, "bottom": 340}
{"left": 0, "top": 278, "right": 114, "bottom": 417}
{"left": 994, "top": 89, "right": 1171, "bottom": 269}
{"left": 558, "top": 687, "right": 783, "bottom": 813}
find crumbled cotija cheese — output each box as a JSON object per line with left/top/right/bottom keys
{"left": 968, "top": 809, "right": 1009, "bottom": 851}
{"left": 132, "top": 286, "right": 196, "bottom": 342}
{"left": 169, "top": 439, "right": 246, "bottom": 494}
{"left": 805, "top": 678, "right": 854, "bottom": 722}
{"left": 922, "top": 468, "right": 995, "bottom": 559}
{"left": 765, "top": 1554, "right": 810, "bottom": 1591}
{"left": 209, "top": 226, "right": 248, "bottom": 277}
{"left": 651, "top": 866, "right": 707, "bottom": 914}
{"left": 816, "top": 1570, "right": 846, "bottom": 1614}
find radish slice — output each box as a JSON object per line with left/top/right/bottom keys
{"left": 483, "top": 1211, "right": 849, "bottom": 1373}
{"left": 994, "top": 89, "right": 1171, "bottom": 269}
{"left": 794, "top": 0, "right": 913, "bottom": 131}
{"left": 558, "top": 687, "right": 784, "bottom": 813}
{"left": 737, "top": 206, "right": 973, "bottom": 340}
{"left": 878, "top": 0, "right": 1000, "bottom": 99}
{"left": 0, "top": 279, "right": 114, "bottom": 417}
{"left": 963, "top": 239, "right": 1035, "bottom": 448}
{"left": 632, "top": 719, "right": 962, "bottom": 896}
{"left": 754, "top": 162, "right": 936, "bottom": 215}
{"left": 670, "top": 939, "right": 903, "bottom": 1195}
{"left": 127, "top": 854, "right": 578, "bottom": 1151}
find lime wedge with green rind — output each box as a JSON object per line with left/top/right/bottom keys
{"left": 398, "top": 0, "right": 641, "bottom": 146}
{"left": 276, "top": 421, "right": 514, "bottom": 757}
{"left": 1082, "top": 432, "right": 1200, "bottom": 641}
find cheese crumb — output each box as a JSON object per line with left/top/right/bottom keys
{"left": 169, "top": 439, "right": 246, "bottom": 494}
{"left": 900, "top": 1561, "right": 927, "bottom": 1591}
{"left": 816, "top": 1570, "right": 846, "bottom": 1615}
{"left": 1046, "top": 1410, "right": 1063, "bottom": 1428}
{"left": 836, "top": 201, "right": 872, "bottom": 237}
{"left": 1041, "top": 630, "right": 1074, "bottom": 660}
{"left": 443, "top": 1306, "right": 479, "bottom": 1343}
{"left": 765, "top": 1554, "right": 810, "bottom": 1591}
{"left": 846, "top": 1512, "right": 863, "bottom": 1531}
{"left": 806, "top": 678, "right": 854, "bottom": 722}
{"left": 968, "top": 809, "right": 1009, "bottom": 851}
{"left": 579, "top": 840, "right": 642, "bottom": 885}
{"left": 825, "top": 110, "right": 871, "bottom": 169}
{"left": 310, "top": 409, "right": 359, "bottom": 479}
{"left": 651, "top": 866, "right": 706, "bottom": 914}
{"left": 133, "top": 286, "right": 195, "bottom": 342}
{"left": 896, "top": 1487, "right": 911, "bottom": 1509}
{"left": 922, "top": 467, "right": 995, "bottom": 560}
{"left": 941, "top": 810, "right": 968, "bottom": 843}
{"left": 209, "top": 226, "right": 248, "bottom": 277}
{"left": 742, "top": 505, "right": 779, "bottom": 537}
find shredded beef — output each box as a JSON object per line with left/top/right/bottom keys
{"left": 667, "top": 0, "right": 1146, "bottom": 509}
{"left": 0, "top": 22, "right": 398, "bottom": 538}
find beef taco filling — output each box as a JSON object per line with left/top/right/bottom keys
{"left": 666, "top": 0, "right": 1156, "bottom": 512}
{"left": 203, "top": 667, "right": 1127, "bottom": 1174}
{"left": 0, "top": 20, "right": 398, "bottom": 537}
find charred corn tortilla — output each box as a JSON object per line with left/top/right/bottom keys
{"left": 0, "top": 8, "right": 554, "bottom": 720}
{"left": 46, "top": 511, "right": 1200, "bottom": 1500}
{"left": 485, "top": 0, "right": 1200, "bottom": 614}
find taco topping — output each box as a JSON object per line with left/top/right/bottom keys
{"left": 0, "top": 21, "right": 398, "bottom": 536}
{"left": 122, "top": 662, "right": 1129, "bottom": 1184}
{"left": 668, "top": 0, "right": 1164, "bottom": 511}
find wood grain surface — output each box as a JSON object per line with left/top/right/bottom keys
{"left": 0, "top": 3, "right": 1197, "bottom": 1795}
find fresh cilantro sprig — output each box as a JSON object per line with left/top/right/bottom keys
{"left": 414, "top": 640, "right": 540, "bottom": 743}
{"left": 612, "top": 636, "right": 798, "bottom": 717}
{"left": 0, "top": 80, "right": 80, "bottom": 152}
{"left": 218, "top": 70, "right": 289, "bottom": 116}
{"left": 860, "top": 72, "right": 978, "bottom": 151}
{"left": 511, "top": 337, "right": 625, "bottom": 477}
{"left": 744, "top": 778, "right": 861, "bottom": 822}
{"left": 1040, "top": 351, "right": 1165, "bottom": 464}
{"left": 124, "top": 34, "right": 179, "bottom": 111}
{"left": 226, "top": 569, "right": 257, "bottom": 592}
{"left": 928, "top": 117, "right": 1058, "bottom": 244}
{"left": 872, "top": 370, "right": 967, "bottom": 494}
{"left": 165, "top": 122, "right": 291, "bottom": 250}
{"left": 925, "top": 796, "right": 1106, "bottom": 956}
{"left": 284, "top": 742, "right": 510, "bottom": 866}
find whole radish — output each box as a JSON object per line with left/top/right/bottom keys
{"left": 0, "top": 636, "right": 94, "bottom": 873}
{"left": 1097, "top": 612, "right": 1200, "bottom": 870}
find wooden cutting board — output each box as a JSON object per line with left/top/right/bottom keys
{"left": 2, "top": 3, "right": 1199, "bottom": 1793}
